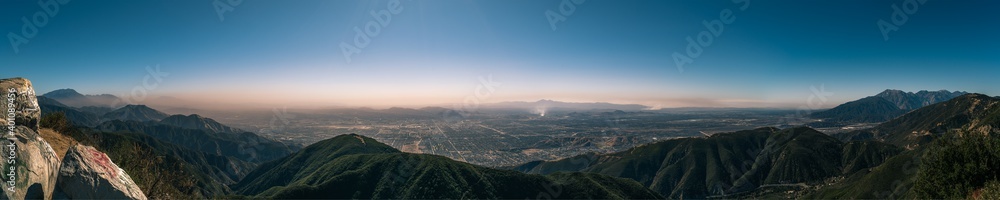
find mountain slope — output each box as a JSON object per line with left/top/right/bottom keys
{"left": 840, "top": 141, "right": 904, "bottom": 174}
{"left": 804, "top": 148, "right": 926, "bottom": 199}
{"left": 159, "top": 114, "right": 243, "bottom": 133}
{"left": 867, "top": 94, "right": 1000, "bottom": 148}
{"left": 806, "top": 94, "right": 1000, "bottom": 199}
{"left": 812, "top": 90, "right": 967, "bottom": 124}
{"left": 96, "top": 120, "right": 295, "bottom": 164}
{"left": 38, "top": 96, "right": 101, "bottom": 127}
{"left": 876, "top": 89, "right": 968, "bottom": 110}
{"left": 234, "top": 134, "right": 663, "bottom": 199}
{"left": 811, "top": 96, "right": 907, "bottom": 123}
{"left": 512, "top": 127, "right": 901, "bottom": 199}
{"left": 102, "top": 104, "right": 169, "bottom": 122}
{"left": 63, "top": 128, "right": 245, "bottom": 198}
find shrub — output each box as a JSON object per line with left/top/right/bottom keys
{"left": 40, "top": 111, "right": 72, "bottom": 133}
{"left": 912, "top": 133, "right": 1000, "bottom": 199}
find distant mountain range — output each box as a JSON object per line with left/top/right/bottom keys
{"left": 42, "top": 88, "right": 121, "bottom": 108}
{"left": 38, "top": 96, "right": 103, "bottom": 127}
{"left": 811, "top": 89, "right": 967, "bottom": 124}
{"left": 481, "top": 99, "right": 650, "bottom": 113}
{"left": 876, "top": 89, "right": 968, "bottom": 110}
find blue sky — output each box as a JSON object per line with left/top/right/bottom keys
{"left": 1, "top": 0, "right": 998, "bottom": 108}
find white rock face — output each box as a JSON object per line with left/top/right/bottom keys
{"left": 55, "top": 144, "right": 147, "bottom": 200}
{"left": 0, "top": 77, "right": 60, "bottom": 200}
{"left": 1, "top": 77, "right": 147, "bottom": 200}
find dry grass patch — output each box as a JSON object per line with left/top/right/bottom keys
{"left": 39, "top": 128, "right": 79, "bottom": 160}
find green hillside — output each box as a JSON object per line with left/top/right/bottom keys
{"left": 234, "top": 134, "right": 663, "bottom": 199}
{"left": 513, "top": 127, "right": 901, "bottom": 198}
{"left": 60, "top": 127, "right": 244, "bottom": 198}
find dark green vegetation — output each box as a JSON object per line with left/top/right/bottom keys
{"left": 804, "top": 148, "right": 925, "bottom": 199}
{"left": 800, "top": 94, "right": 1000, "bottom": 199}
{"left": 981, "top": 181, "right": 1000, "bottom": 200}
{"left": 39, "top": 111, "right": 73, "bottom": 134}
{"left": 912, "top": 133, "right": 1000, "bottom": 199}
{"left": 837, "top": 94, "right": 1000, "bottom": 148}
{"left": 513, "top": 94, "right": 1000, "bottom": 199}
{"left": 808, "top": 132, "right": 1000, "bottom": 199}
{"left": 38, "top": 97, "right": 299, "bottom": 199}
{"left": 234, "top": 134, "right": 663, "bottom": 199}
{"left": 55, "top": 125, "right": 240, "bottom": 198}
{"left": 512, "top": 127, "right": 902, "bottom": 199}
{"left": 839, "top": 141, "right": 903, "bottom": 174}
{"left": 801, "top": 94, "right": 1000, "bottom": 199}
{"left": 38, "top": 96, "right": 102, "bottom": 127}
{"left": 39, "top": 97, "right": 299, "bottom": 165}
{"left": 96, "top": 120, "right": 296, "bottom": 164}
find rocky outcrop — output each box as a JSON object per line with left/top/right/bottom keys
{"left": 2, "top": 77, "right": 147, "bottom": 199}
{"left": 54, "top": 145, "right": 146, "bottom": 200}
{"left": 0, "top": 77, "right": 61, "bottom": 199}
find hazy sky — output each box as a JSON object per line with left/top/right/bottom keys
{"left": 2, "top": 0, "right": 998, "bottom": 108}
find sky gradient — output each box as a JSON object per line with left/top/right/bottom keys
{"left": 2, "top": 0, "right": 998, "bottom": 108}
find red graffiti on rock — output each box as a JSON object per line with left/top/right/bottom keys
{"left": 86, "top": 148, "right": 117, "bottom": 179}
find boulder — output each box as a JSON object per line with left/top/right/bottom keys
{"left": 0, "top": 77, "right": 60, "bottom": 200}
{"left": 55, "top": 145, "right": 146, "bottom": 200}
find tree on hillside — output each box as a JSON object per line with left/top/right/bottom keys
{"left": 912, "top": 132, "right": 1000, "bottom": 199}
{"left": 40, "top": 111, "right": 72, "bottom": 133}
